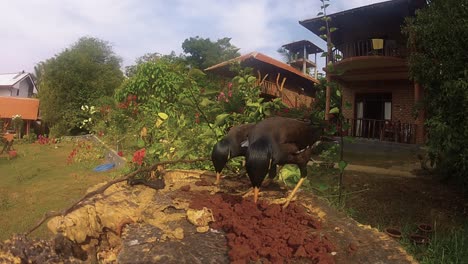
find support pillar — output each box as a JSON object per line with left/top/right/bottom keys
{"left": 26, "top": 120, "right": 30, "bottom": 136}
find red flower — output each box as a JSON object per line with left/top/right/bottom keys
{"left": 117, "top": 151, "right": 124, "bottom": 157}
{"left": 132, "top": 148, "right": 146, "bottom": 165}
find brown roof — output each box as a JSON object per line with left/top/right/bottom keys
{"left": 0, "top": 96, "right": 39, "bottom": 120}
{"left": 282, "top": 40, "right": 323, "bottom": 54}
{"left": 205, "top": 52, "right": 319, "bottom": 84}
{"left": 299, "top": 0, "right": 426, "bottom": 45}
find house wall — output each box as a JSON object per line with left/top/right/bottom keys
{"left": 341, "top": 80, "right": 415, "bottom": 124}
{"left": 281, "top": 87, "right": 313, "bottom": 108}
{"left": 262, "top": 74, "right": 314, "bottom": 109}
{"left": 341, "top": 79, "right": 426, "bottom": 144}
{"left": 0, "top": 88, "right": 12, "bottom": 97}
{"left": 18, "top": 79, "right": 31, "bottom": 97}
{"left": 0, "top": 77, "right": 34, "bottom": 98}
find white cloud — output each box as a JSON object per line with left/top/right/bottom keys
{"left": 0, "top": 0, "right": 387, "bottom": 73}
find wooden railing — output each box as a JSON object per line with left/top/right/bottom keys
{"left": 342, "top": 118, "right": 416, "bottom": 144}
{"left": 256, "top": 80, "right": 295, "bottom": 107}
{"left": 257, "top": 80, "right": 279, "bottom": 97}
{"left": 331, "top": 39, "right": 408, "bottom": 63}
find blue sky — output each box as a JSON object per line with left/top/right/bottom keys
{"left": 0, "top": 0, "right": 386, "bottom": 73}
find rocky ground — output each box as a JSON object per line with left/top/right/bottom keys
{"left": 0, "top": 170, "right": 418, "bottom": 264}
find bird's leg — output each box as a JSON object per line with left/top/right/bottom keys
{"left": 283, "top": 166, "right": 307, "bottom": 209}
{"left": 253, "top": 187, "right": 260, "bottom": 203}
{"left": 262, "top": 165, "right": 277, "bottom": 187}
{"left": 215, "top": 172, "right": 221, "bottom": 185}
{"left": 282, "top": 178, "right": 305, "bottom": 209}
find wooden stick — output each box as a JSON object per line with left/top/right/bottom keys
{"left": 25, "top": 158, "right": 208, "bottom": 237}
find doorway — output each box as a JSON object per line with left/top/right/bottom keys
{"left": 355, "top": 93, "right": 392, "bottom": 138}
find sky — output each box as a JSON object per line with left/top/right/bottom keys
{"left": 0, "top": 0, "right": 387, "bottom": 74}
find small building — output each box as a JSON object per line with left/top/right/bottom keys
{"left": 0, "top": 72, "right": 39, "bottom": 136}
{"left": 300, "top": 0, "right": 427, "bottom": 144}
{"left": 281, "top": 40, "right": 323, "bottom": 79}
{"left": 205, "top": 52, "right": 319, "bottom": 109}
{"left": 0, "top": 71, "right": 37, "bottom": 98}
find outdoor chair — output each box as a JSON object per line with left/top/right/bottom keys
{"left": 380, "top": 121, "right": 397, "bottom": 142}
{"left": 1, "top": 133, "right": 15, "bottom": 155}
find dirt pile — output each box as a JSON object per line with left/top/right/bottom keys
{"left": 190, "top": 193, "right": 336, "bottom": 264}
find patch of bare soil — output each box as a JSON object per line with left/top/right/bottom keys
{"left": 0, "top": 170, "right": 419, "bottom": 263}
{"left": 189, "top": 193, "right": 334, "bottom": 263}
{"left": 341, "top": 170, "right": 468, "bottom": 231}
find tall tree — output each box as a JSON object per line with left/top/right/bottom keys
{"left": 404, "top": 0, "right": 468, "bottom": 185}
{"left": 38, "top": 37, "right": 124, "bottom": 136}
{"left": 182, "top": 36, "right": 240, "bottom": 70}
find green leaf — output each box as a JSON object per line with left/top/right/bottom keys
{"left": 321, "top": 52, "right": 328, "bottom": 57}
{"left": 317, "top": 12, "right": 324, "bottom": 16}
{"left": 158, "top": 112, "right": 169, "bottom": 120}
{"left": 319, "top": 26, "right": 326, "bottom": 32}
{"left": 246, "top": 102, "right": 260, "bottom": 107}
{"left": 317, "top": 183, "right": 329, "bottom": 191}
{"left": 214, "top": 113, "right": 230, "bottom": 126}
{"left": 137, "top": 138, "right": 145, "bottom": 148}
{"left": 338, "top": 160, "right": 348, "bottom": 172}
{"left": 148, "top": 147, "right": 157, "bottom": 155}
{"left": 345, "top": 101, "right": 352, "bottom": 109}
{"left": 336, "top": 89, "right": 341, "bottom": 97}
{"left": 199, "top": 98, "right": 212, "bottom": 107}
{"left": 247, "top": 76, "right": 257, "bottom": 83}
{"left": 329, "top": 107, "right": 340, "bottom": 114}
{"left": 330, "top": 27, "right": 338, "bottom": 32}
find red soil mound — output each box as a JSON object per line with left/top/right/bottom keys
{"left": 190, "top": 193, "right": 335, "bottom": 264}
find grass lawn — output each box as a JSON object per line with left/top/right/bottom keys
{"left": 0, "top": 141, "right": 124, "bottom": 241}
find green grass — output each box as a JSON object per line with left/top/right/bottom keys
{"left": 283, "top": 164, "right": 468, "bottom": 264}
{"left": 402, "top": 223, "right": 468, "bottom": 264}
{"left": 0, "top": 141, "right": 123, "bottom": 240}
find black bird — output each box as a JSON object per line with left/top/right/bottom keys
{"left": 211, "top": 123, "right": 255, "bottom": 184}
{"left": 245, "top": 117, "right": 323, "bottom": 207}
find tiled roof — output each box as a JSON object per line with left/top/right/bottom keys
{"left": 0, "top": 96, "right": 39, "bottom": 120}
{"left": 205, "top": 52, "right": 319, "bottom": 84}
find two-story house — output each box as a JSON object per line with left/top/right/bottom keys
{"left": 0, "top": 71, "right": 40, "bottom": 136}
{"left": 300, "top": 0, "right": 427, "bottom": 144}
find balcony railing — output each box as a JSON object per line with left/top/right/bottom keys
{"left": 256, "top": 80, "right": 295, "bottom": 107}
{"left": 257, "top": 80, "right": 279, "bottom": 97}
{"left": 341, "top": 118, "right": 416, "bottom": 144}
{"left": 331, "top": 39, "right": 408, "bottom": 63}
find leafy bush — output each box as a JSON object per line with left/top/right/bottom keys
{"left": 92, "top": 59, "right": 285, "bottom": 171}
{"left": 21, "top": 133, "right": 37, "bottom": 144}
{"left": 403, "top": 0, "right": 468, "bottom": 187}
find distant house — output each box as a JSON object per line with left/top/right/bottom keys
{"left": 0, "top": 72, "right": 40, "bottom": 136}
{"left": 300, "top": 0, "right": 427, "bottom": 144}
{"left": 0, "top": 71, "right": 37, "bottom": 98}
{"left": 205, "top": 52, "right": 319, "bottom": 109}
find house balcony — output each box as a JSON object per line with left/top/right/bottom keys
{"left": 328, "top": 39, "right": 409, "bottom": 82}
{"left": 332, "top": 39, "right": 408, "bottom": 63}
{"left": 288, "top": 58, "right": 317, "bottom": 71}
